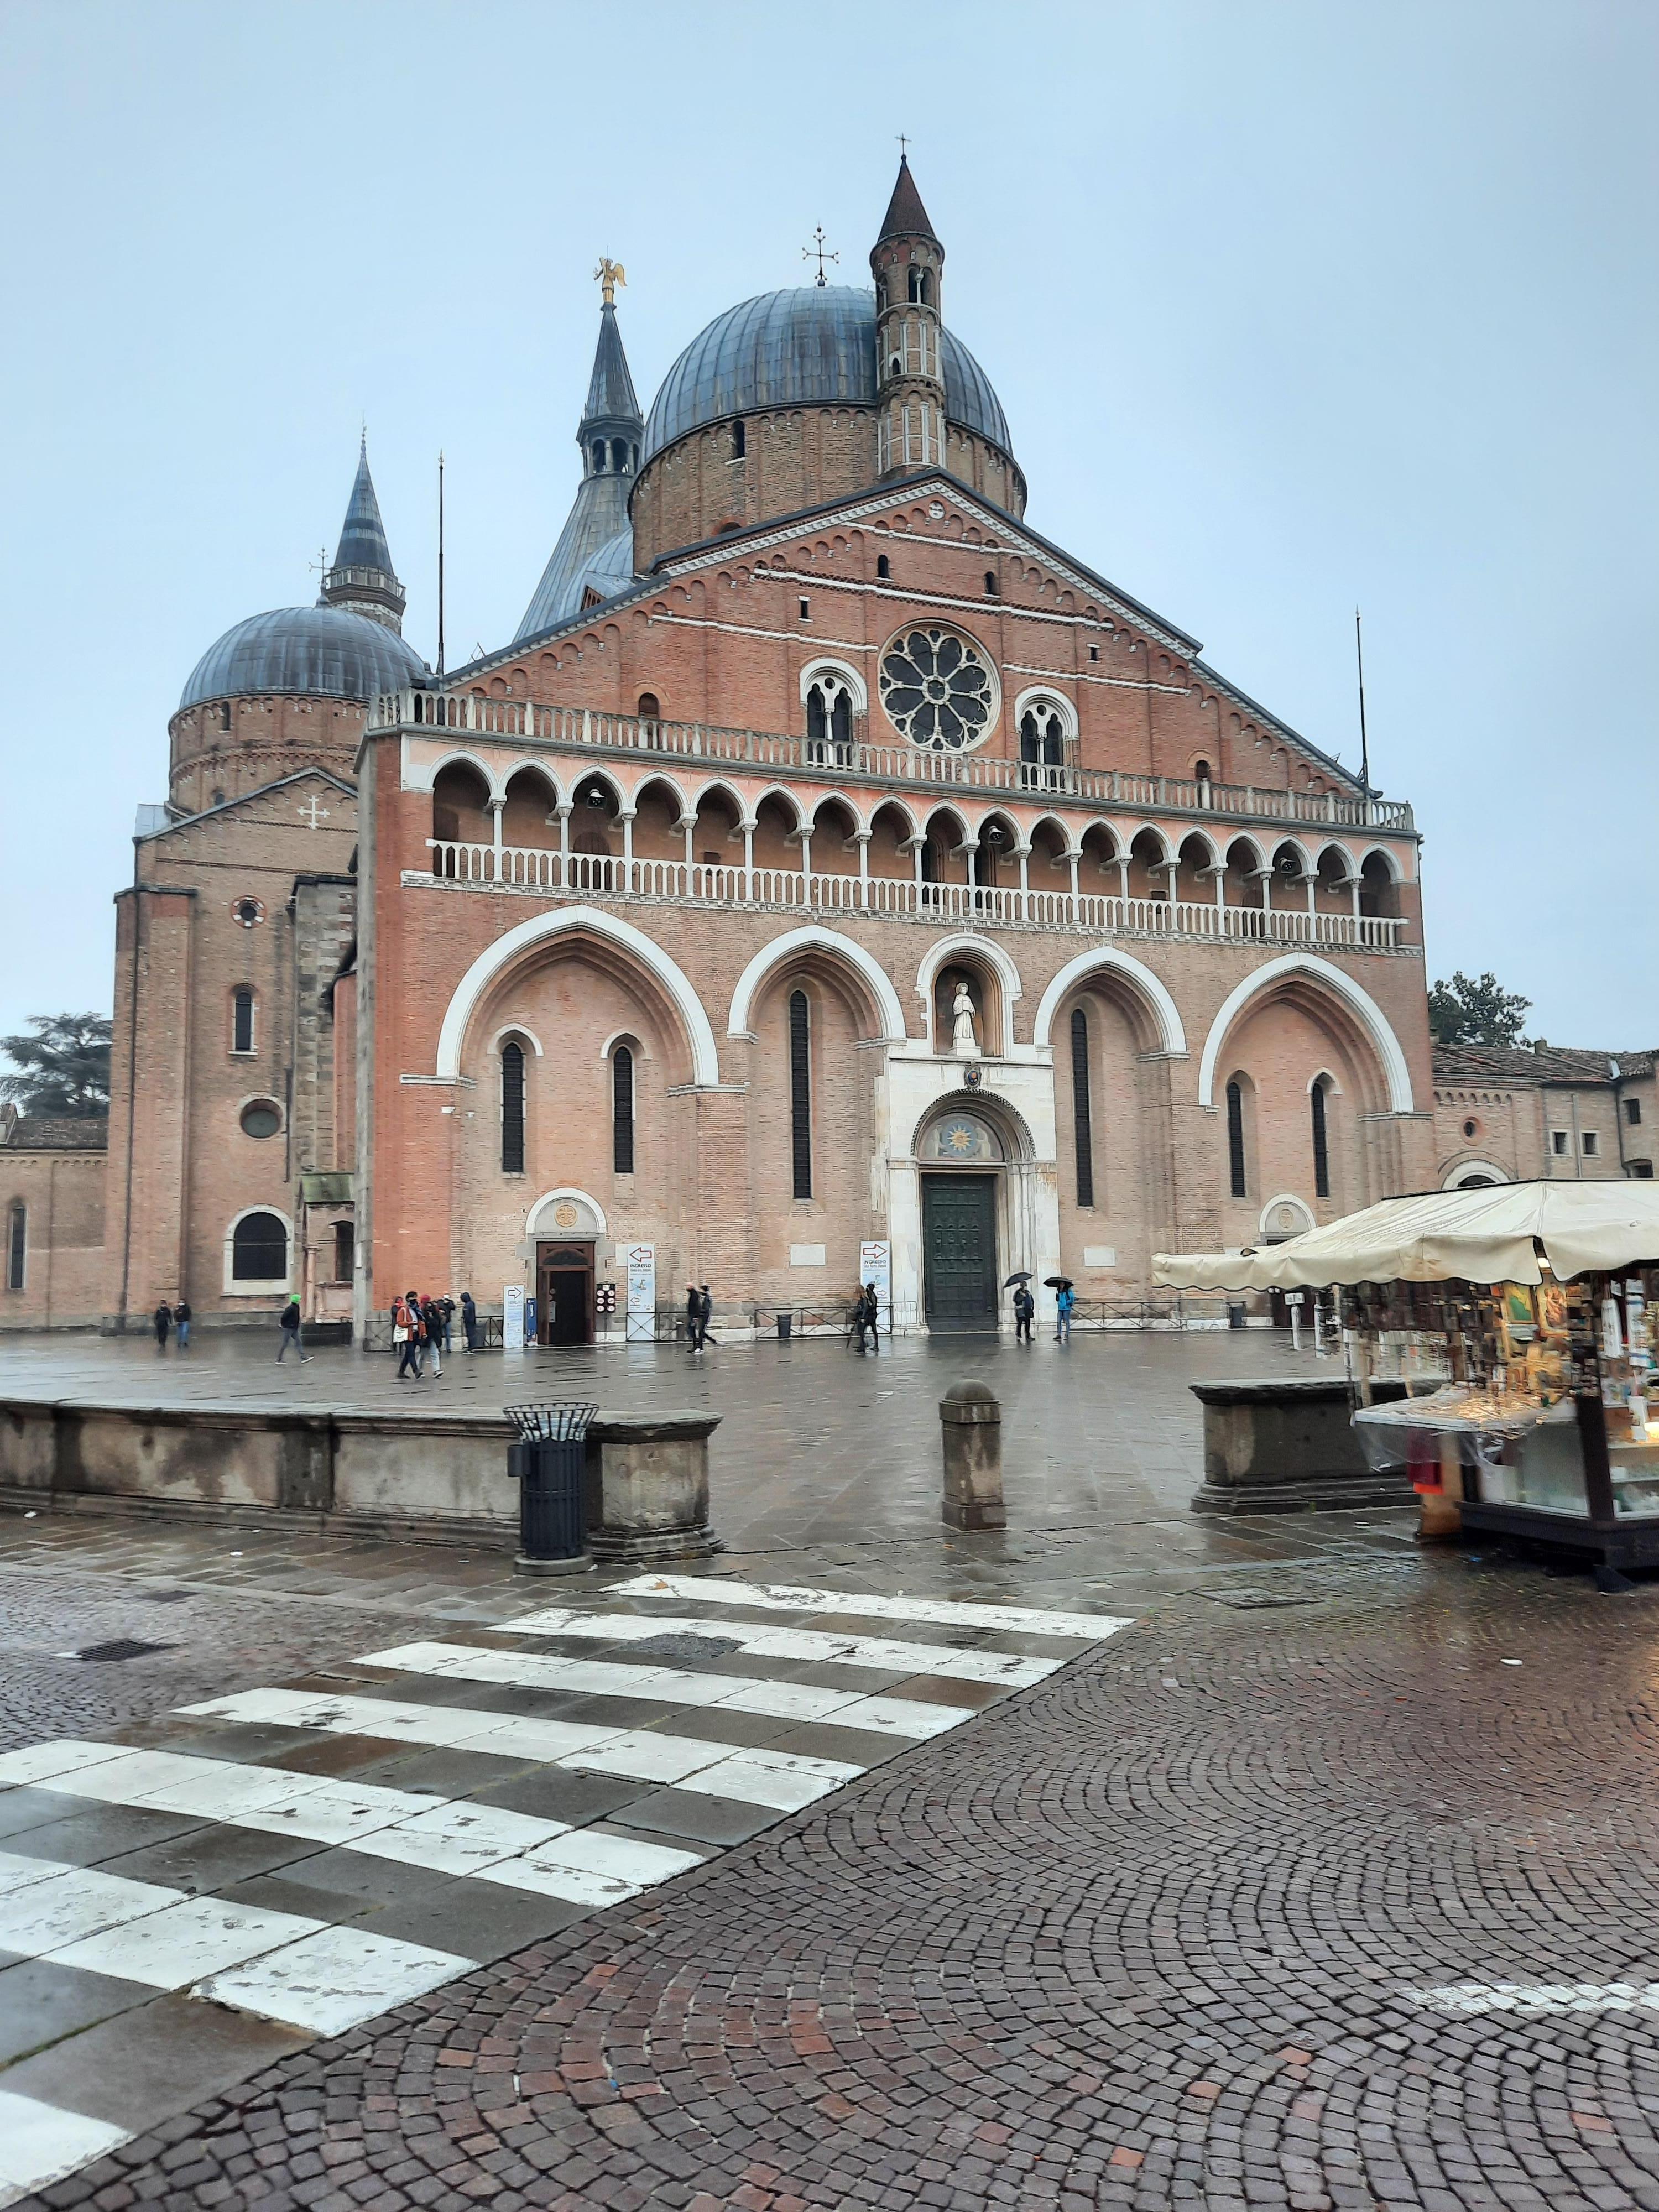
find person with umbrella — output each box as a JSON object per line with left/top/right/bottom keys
{"left": 1046, "top": 1274, "right": 1076, "bottom": 1344}
{"left": 1005, "top": 1270, "right": 1035, "bottom": 1344}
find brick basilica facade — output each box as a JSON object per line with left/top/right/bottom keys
{"left": 7, "top": 160, "right": 1441, "bottom": 1339}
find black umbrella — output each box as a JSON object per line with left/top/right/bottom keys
{"left": 1043, "top": 1275, "right": 1074, "bottom": 1290}
{"left": 1003, "top": 1271, "right": 1032, "bottom": 1287}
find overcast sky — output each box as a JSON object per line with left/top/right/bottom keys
{"left": 1, "top": 0, "right": 1653, "bottom": 1052}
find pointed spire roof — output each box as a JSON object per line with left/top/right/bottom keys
{"left": 320, "top": 436, "right": 406, "bottom": 632}
{"left": 877, "top": 154, "right": 939, "bottom": 245}
{"left": 583, "top": 301, "right": 642, "bottom": 430}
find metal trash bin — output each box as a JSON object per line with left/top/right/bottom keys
{"left": 1228, "top": 1302, "right": 1247, "bottom": 1331}
{"left": 504, "top": 1403, "right": 597, "bottom": 1577}
{"left": 777, "top": 1311, "right": 792, "bottom": 1341}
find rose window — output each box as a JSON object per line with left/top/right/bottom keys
{"left": 879, "top": 627, "right": 995, "bottom": 752}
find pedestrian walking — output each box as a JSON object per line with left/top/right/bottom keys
{"left": 698, "top": 1285, "right": 716, "bottom": 1348}
{"left": 276, "top": 1297, "right": 309, "bottom": 1362}
{"left": 439, "top": 1295, "right": 455, "bottom": 1355}
{"left": 685, "top": 1284, "right": 704, "bottom": 1353}
{"left": 1013, "top": 1283, "right": 1035, "bottom": 1344}
{"left": 421, "top": 1295, "right": 444, "bottom": 1376}
{"left": 393, "top": 1297, "right": 422, "bottom": 1379}
{"left": 1053, "top": 1282, "right": 1075, "bottom": 1344}
{"left": 404, "top": 1290, "right": 426, "bottom": 1376}
{"left": 460, "top": 1290, "right": 478, "bottom": 1352}
{"left": 855, "top": 1282, "right": 880, "bottom": 1355}
{"left": 153, "top": 1300, "right": 172, "bottom": 1353}
{"left": 174, "top": 1300, "right": 191, "bottom": 1352}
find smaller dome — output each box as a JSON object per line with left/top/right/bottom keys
{"left": 179, "top": 606, "right": 427, "bottom": 713}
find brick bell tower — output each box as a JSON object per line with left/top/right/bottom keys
{"left": 872, "top": 154, "right": 947, "bottom": 479}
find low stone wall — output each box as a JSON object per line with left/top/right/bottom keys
{"left": 0, "top": 1396, "right": 721, "bottom": 1556}
{"left": 1188, "top": 1376, "right": 1416, "bottom": 1514}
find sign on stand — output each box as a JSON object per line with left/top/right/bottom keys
{"left": 859, "top": 1239, "right": 893, "bottom": 1333}
{"left": 502, "top": 1284, "right": 526, "bottom": 1350}
{"left": 625, "top": 1243, "right": 656, "bottom": 1342}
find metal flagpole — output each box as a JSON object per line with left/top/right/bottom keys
{"left": 436, "top": 452, "right": 446, "bottom": 679}
{"left": 1354, "top": 606, "right": 1370, "bottom": 795}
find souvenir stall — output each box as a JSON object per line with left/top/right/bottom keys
{"left": 1155, "top": 1183, "right": 1659, "bottom": 1568}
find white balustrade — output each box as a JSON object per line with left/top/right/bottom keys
{"left": 422, "top": 841, "right": 1407, "bottom": 948}
{"left": 377, "top": 691, "right": 1413, "bottom": 833}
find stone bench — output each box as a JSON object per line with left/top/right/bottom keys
{"left": 1188, "top": 1376, "right": 1414, "bottom": 1515}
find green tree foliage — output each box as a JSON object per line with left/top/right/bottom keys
{"left": 1427, "top": 972, "right": 1532, "bottom": 1049}
{"left": 0, "top": 1014, "right": 113, "bottom": 1117}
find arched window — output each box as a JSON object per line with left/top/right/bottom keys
{"left": 591, "top": 440, "right": 606, "bottom": 473}
{"left": 613, "top": 1046, "right": 635, "bottom": 1175}
{"left": 1019, "top": 700, "right": 1067, "bottom": 792}
{"left": 805, "top": 674, "right": 854, "bottom": 766}
{"left": 876, "top": 554, "right": 890, "bottom": 580}
{"left": 984, "top": 570, "right": 998, "bottom": 597}
{"left": 1227, "top": 1079, "right": 1248, "bottom": 1199}
{"left": 789, "top": 989, "right": 812, "bottom": 1200}
{"left": 908, "top": 265, "right": 925, "bottom": 304}
{"left": 1071, "top": 1008, "right": 1094, "bottom": 1209}
{"left": 231, "top": 1211, "right": 288, "bottom": 1282}
{"left": 231, "top": 987, "right": 255, "bottom": 1056}
{"left": 1311, "top": 1076, "right": 1332, "bottom": 1199}
{"left": 732, "top": 419, "right": 746, "bottom": 458}
{"left": 500, "top": 1041, "right": 525, "bottom": 1174}
{"left": 7, "top": 1201, "right": 25, "bottom": 1292}
{"left": 1193, "top": 758, "right": 1213, "bottom": 787}
{"left": 637, "top": 692, "right": 660, "bottom": 723}
{"left": 611, "top": 438, "right": 628, "bottom": 473}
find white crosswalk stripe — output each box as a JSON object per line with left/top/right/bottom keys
{"left": 0, "top": 1571, "right": 1128, "bottom": 2201}
{"left": 353, "top": 1640, "right": 977, "bottom": 1734}
{"left": 604, "top": 1573, "right": 1134, "bottom": 1640}
{"left": 494, "top": 1611, "right": 1066, "bottom": 1684}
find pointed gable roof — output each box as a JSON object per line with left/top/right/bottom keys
{"left": 877, "top": 155, "right": 939, "bottom": 245}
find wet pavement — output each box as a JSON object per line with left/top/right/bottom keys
{"left": 3, "top": 1332, "right": 1657, "bottom": 2209}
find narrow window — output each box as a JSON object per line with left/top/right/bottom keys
{"left": 591, "top": 440, "right": 606, "bottom": 472}
{"left": 333, "top": 1222, "right": 354, "bottom": 1283}
{"left": 1625, "top": 1098, "right": 1642, "bottom": 1126}
{"left": 1071, "top": 1008, "right": 1094, "bottom": 1209}
{"left": 1227, "top": 1080, "right": 1247, "bottom": 1199}
{"left": 789, "top": 989, "right": 811, "bottom": 1200}
{"left": 6, "top": 1202, "right": 24, "bottom": 1292}
{"left": 1194, "top": 758, "right": 1213, "bottom": 785}
{"left": 216, "top": 702, "right": 231, "bottom": 732}
{"left": 1088, "top": 643, "right": 1099, "bottom": 661}
{"left": 984, "top": 570, "right": 998, "bottom": 597}
{"left": 799, "top": 596, "right": 811, "bottom": 621}
{"left": 232, "top": 987, "right": 254, "bottom": 1055}
{"left": 1551, "top": 1129, "right": 1569, "bottom": 1156}
{"left": 637, "top": 691, "right": 660, "bottom": 722}
{"left": 611, "top": 438, "right": 628, "bottom": 472}
{"left": 1311, "top": 1079, "right": 1331, "bottom": 1199}
{"left": 876, "top": 554, "right": 890, "bottom": 580}
{"left": 613, "top": 1047, "right": 635, "bottom": 1174}
{"left": 501, "top": 1041, "right": 525, "bottom": 1174}
{"left": 1583, "top": 1131, "right": 1599, "bottom": 1157}
{"left": 732, "top": 420, "right": 745, "bottom": 459}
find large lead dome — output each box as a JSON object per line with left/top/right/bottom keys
{"left": 641, "top": 285, "right": 1013, "bottom": 465}
{"left": 179, "top": 606, "right": 426, "bottom": 712}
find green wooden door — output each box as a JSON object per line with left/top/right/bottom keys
{"left": 921, "top": 1174, "right": 999, "bottom": 1332}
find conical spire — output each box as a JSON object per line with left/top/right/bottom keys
{"left": 583, "top": 301, "right": 641, "bottom": 428}
{"left": 320, "top": 435, "right": 406, "bottom": 632}
{"left": 877, "top": 154, "right": 939, "bottom": 246}
{"left": 515, "top": 282, "right": 644, "bottom": 641}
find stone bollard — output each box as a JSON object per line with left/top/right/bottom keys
{"left": 939, "top": 1380, "right": 1005, "bottom": 1530}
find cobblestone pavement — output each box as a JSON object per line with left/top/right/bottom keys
{"left": 6, "top": 1539, "right": 1659, "bottom": 2210}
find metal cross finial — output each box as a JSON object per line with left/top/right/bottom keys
{"left": 802, "top": 226, "right": 839, "bottom": 287}
{"left": 309, "top": 544, "right": 330, "bottom": 587}
{"left": 594, "top": 257, "right": 627, "bottom": 306}
{"left": 896, "top": 133, "right": 910, "bottom": 160}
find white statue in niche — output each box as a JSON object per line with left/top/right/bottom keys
{"left": 950, "top": 977, "right": 982, "bottom": 1059}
